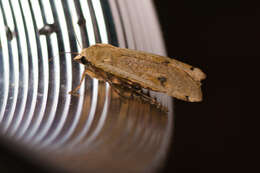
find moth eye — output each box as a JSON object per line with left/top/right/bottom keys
{"left": 80, "top": 56, "right": 88, "bottom": 64}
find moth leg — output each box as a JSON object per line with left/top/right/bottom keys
{"left": 134, "top": 90, "right": 156, "bottom": 104}
{"left": 111, "top": 77, "right": 168, "bottom": 111}
{"left": 110, "top": 78, "right": 167, "bottom": 112}
{"left": 110, "top": 83, "right": 133, "bottom": 103}
{"left": 113, "top": 79, "right": 158, "bottom": 106}
{"left": 69, "top": 69, "right": 88, "bottom": 95}
{"left": 133, "top": 89, "right": 168, "bottom": 112}
{"left": 84, "top": 69, "right": 105, "bottom": 81}
{"left": 116, "top": 79, "right": 156, "bottom": 104}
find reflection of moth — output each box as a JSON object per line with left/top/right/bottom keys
{"left": 71, "top": 44, "right": 206, "bottom": 110}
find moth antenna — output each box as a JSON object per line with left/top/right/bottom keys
{"left": 48, "top": 52, "right": 79, "bottom": 63}
{"left": 70, "top": 25, "right": 82, "bottom": 50}
{"left": 60, "top": 52, "right": 79, "bottom": 55}
{"left": 74, "top": 34, "right": 82, "bottom": 50}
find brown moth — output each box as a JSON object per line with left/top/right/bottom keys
{"left": 70, "top": 44, "right": 206, "bottom": 109}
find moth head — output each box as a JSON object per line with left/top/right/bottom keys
{"left": 74, "top": 55, "right": 87, "bottom": 64}
{"left": 73, "top": 47, "right": 95, "bottom": 65}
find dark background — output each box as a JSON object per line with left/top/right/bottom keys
{"left": 0, "top": 0, "right": 248, "bottom": 172}
{"left": 154, "top": 0, "right": 248, "bottom": 172}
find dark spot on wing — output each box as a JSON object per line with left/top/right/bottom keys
{"left": 185, "top": 96, "right": 189, "bottom": 101}
{"left": 157, "top": 76, "right": 167, "bottom": 86}
{"left": 162, "top": 60, "right": 170, "bottom": 65}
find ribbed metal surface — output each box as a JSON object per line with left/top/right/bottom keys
{"left": 0, "top": 0, "right": 173, "bottom": 172}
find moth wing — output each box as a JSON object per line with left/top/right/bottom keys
{"left": 161, "top": 64, "right": 204, "bottom": 102}
{"left": 85, "top": 44, "right": 205, "bottom": 102}
{"left": 168, "top": 58, "right": 206, "bottom": 82}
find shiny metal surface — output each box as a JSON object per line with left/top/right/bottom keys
{"left": 0, "top": 0, "right": 173, "bottom": 172}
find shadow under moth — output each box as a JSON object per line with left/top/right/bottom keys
{"left": 70, "top": 44, "right": 206, "bottom": 111}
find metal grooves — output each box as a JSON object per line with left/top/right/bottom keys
{"left": 0, "top": 0, "right": 173, "bottom": 173}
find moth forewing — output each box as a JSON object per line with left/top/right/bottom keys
{"left": 75, "top": 44, "right": 206, "bottom": 103}
{"left": 168, "top": 58, "right": 206, "bottom": 82}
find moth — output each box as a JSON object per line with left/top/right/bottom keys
{"left": 70, "top": 44, "right": 206, "bottom": 110}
